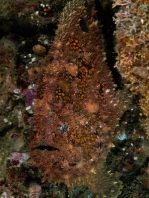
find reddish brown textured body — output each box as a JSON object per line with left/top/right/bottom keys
{"left": 30, "top": 0, "right": 129, "bottom": 197}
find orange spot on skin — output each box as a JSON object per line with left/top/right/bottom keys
{"left": 84, "top": 100, "right": 99, "bottom": 113}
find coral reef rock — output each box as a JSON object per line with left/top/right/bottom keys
{"left": 30, "top": 0, "right": 131, "bottom": 197}
{"left": 113, "top": 0, "right": 149, "bottom": 137}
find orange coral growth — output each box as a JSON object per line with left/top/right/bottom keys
{"left": 30, "top": 0, "right": 130, "bottom": 197}
{"left": 140, "top": 0, "right": 149, "bottom": 3}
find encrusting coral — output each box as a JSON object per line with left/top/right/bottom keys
{"left": 113, "top": 0, "right": 149, "bottom": 137}
{"left": 30, "top": 0, "right": 132, "bottom": 197}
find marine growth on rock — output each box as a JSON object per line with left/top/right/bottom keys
{"left": 30, "top": 0, "right": 131, "bottom": 197}
{"left": 113, "top": 0, "right": 149, "bottom": 137}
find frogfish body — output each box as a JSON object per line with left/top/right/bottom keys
{"left": 30, "top": 0, "right": 130, "bottom": 197}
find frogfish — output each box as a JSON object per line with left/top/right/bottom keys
{"left": 30, "top": 0, "right": 131, "bottom": 197}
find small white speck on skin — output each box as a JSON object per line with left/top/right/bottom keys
{"left": 40, "top": 3, "right": 45, "bottom": 8}
{"left": 44, "top": 40, "right": 49, "bottom": 45}
{"left": 131, "top": 143, "right": 133, "bottom": 146}
{"left": 40, "top": 3, "right": 44, "bottom": 7}
{"left": 3, "top": 118, "right": 8, "bottom": 123}
{"left": 35, "top": 11, "right": 39, "bottom": 16}
{"left": 13, "top": 88, "right": 21, "bottom": 94}
{"left": 31, "top": 57, "right": 36, "bottom": 62}
{"left": 134, "top": 156, "right": 138, "bottom": 160}
{"left": 141, "top": 18, "right": 144, "bottom": 24}
{"left": 26, "top": 106, "right": 31, "bottom": 111}
{"left": 106, "top": 89, "right": 110, "bottom": 93}
{"left": 28, "top": 85, "right": 32, "bottom": 89}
